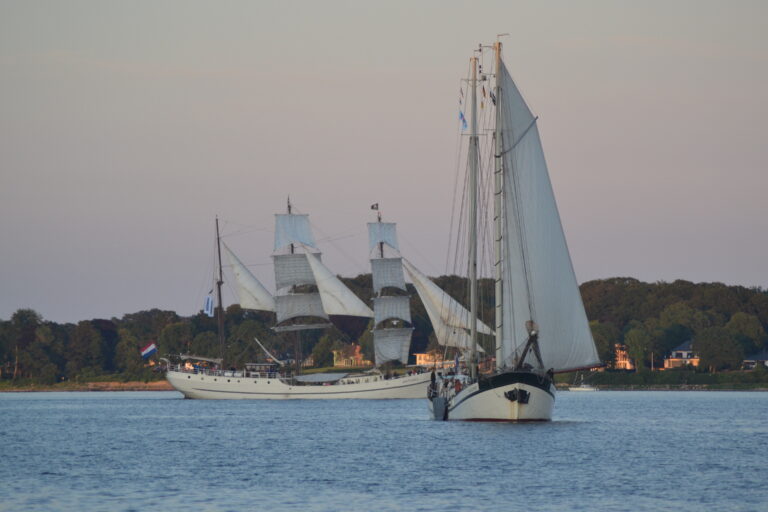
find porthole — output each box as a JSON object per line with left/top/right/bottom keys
{"left": 227, "top": 379, "right": 231, "bottom": 383}
{"left": 267, "top": 381, "right": 270, "bottom": 384}
{"left": 187, "top": 376, "right": 191, "bottom": 379}
{"left": 214, "top": 378, "right": 217, "bottom": 382}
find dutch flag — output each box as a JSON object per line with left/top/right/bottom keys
{"left": 140, "top": 342, "right": 158, "bottom": 359}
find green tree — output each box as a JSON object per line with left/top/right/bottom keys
{"left": 725, "top": 312, "right": 766, "bottom": 354}
{"left": 158, "top": 322, "right": 193, "bottom": 356}
{"left": 10, "top": 309, "right": 43, "bottom": 379}
{"left": 625, "top": 326, "right": 652, "bottom": 370}
{"left": 589, "top": 321, "right": 620, "bottom": 365}
{"left": 659, "top": 302, "right": 710, "bottom": 332}
{"left": 696, "top": 327, "right": 744, "bottom": 372}
{"left": 114, "top": 328, "right": 149, "bottom": 379}
{"left": 66, "top": 321, "right": 105, "bottom": 378}
{"left": 358, "top": 326, "right": 375, "bottom": 364}
{"left": 311, "top": 334, "right": 336, "bottom": 367}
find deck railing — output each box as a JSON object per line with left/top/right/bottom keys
{"left": 168, "top": 364, "right": 291, "bottom": 379}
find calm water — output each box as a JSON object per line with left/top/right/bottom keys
{"left": 1, "top": 391, "right": 766, "bottom": 511}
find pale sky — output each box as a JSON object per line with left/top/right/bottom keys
{"left": 1, "top": 1, "right": 766, "bottom": 323}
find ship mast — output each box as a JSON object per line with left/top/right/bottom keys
{"left": 377, "top": 209, "right": 384, "bottom": 259}
{"left": 493, "top": 40, "right": 504, "bottom": 370}
{"left": 468, "top": 54, "right": 479, "bottom": 381}
{"left": 215, "top": 216, "right": 225, "bottom": 366}
{"left": 287, "top": 196, "right": 302, "bottom": 377}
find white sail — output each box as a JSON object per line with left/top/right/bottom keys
{"left": 274, "top": 213, "right": 316, "bottom": 251}
{"left": 273, "top": 253, "right": 318, "bottom": 291}
{"left": 304, "top": 252, "right": 374, "bottom": 318}
{"left": 373, "top": 296, "right": 411, "bottom": 326}
{"left": 275, "top": 293, "right": 328, "bottom": 324}
{"left": 402, "top": 258, "right": 491, "bottom": 349}
{"left": 367, "top": 222, "right": 399, "bottom": 252}
{"left": 497, "top": 61, "right": 599, "bottom": 372}
{"left": 371, "top": 257, "right": 407, "bottom": 294}
{"left": 373, "top": 328, "right": 413, "bottom": 365}
{"left": 222, "top": 243, "right": 276, "bottom": 312}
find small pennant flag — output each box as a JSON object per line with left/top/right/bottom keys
{"left": 459, "top": 111, "right": 468, "bottom": 131}
{"left": 490, "top": 90, "right": 496, "bottom": 106}
{"left": 482, "top": 85, "right": 487, "bottom": 98}
{"left": 370, "top": 203, "right": 379, "bottom": 210}
{"left": 203, "top": 294, "right": 214, "bottom": 317}
{"left": 140, "top": 342, "right": 158, "bottom": 359}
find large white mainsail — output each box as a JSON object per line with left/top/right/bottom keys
{"left": 402, "top": 258, "right": 489, "bottom": 351}
{"left": 222, "top": 242, "right": 276, "bottom": 312}
{"left": 496, "top": 60, "right": 599, "bottom": 372}
{"left": 368, "top": 221, "right": 412, "bottom": 365}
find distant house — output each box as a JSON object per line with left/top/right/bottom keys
{"left": 743, "top": 348, "right": 768, "bottom": 370}
{"left": 663, "top": 340, "right": 700, "bottom": 369}
{"left": 612, "top": 343, "right": 635, "bottom": 371}
{"left": 332, "top": 344, "right": 372, "bottom": 368}
{"left": 414, "top": 352, "right": 454, "bottom": 368}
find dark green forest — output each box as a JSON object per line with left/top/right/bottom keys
{"left": 2, "top": 276, "right": 767, "bottom": 385}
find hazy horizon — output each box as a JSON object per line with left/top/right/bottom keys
{"left": 2, "top": 1, "right": 766, "bottom": 323}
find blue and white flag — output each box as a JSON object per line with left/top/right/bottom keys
{"left": 203, "top": 294, "right": 214, "bottom": 317}
{"left": 140, "top": 342, "right": 158, "bottom": 359}
{"left": 459, "top": 111, "right": 467, "bottom": 131}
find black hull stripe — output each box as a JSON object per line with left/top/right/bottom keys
{"left": 448, "top": 371, "right": 554, "bottom": 412}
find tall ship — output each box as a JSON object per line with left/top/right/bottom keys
{"left": 428, "top": 39, "right": 601, "bottom": 421}
{"left": 164, "top": 205, "right": 431, "bottom": 399}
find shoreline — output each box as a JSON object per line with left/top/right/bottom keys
{"left": 0, "top": 380, "right": 175, "bottom": 392}
{"left": 2, "top": 381, "right": 767, "bottom": 392}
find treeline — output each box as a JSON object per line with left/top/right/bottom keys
{"left": 1, "top": 276, "right": 767, "bottom": 385}
{"left": 583, "top": 278, "right": 768, "bottom": 371}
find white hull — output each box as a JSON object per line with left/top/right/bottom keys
{"left": 167, "top": 369, "right": 431, "bottom": 399}
{"left": 430, "top": 371, "right": 555, "bottom": 421}
{"left": 568, "top": 385, "right": 598, "bottom": 392}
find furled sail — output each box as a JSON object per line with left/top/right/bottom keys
{"left": 496, "top": 60, "right": 599, "bottom": 372}
{"left": 305, "top": 252, "right": 374, "bottom": 318}
{"left": 222, "top": 242, "right": 276, "bottom": 312}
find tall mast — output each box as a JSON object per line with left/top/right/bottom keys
{"left": 215, "top": 216, "right": 225, "bottom": 366}
{"left": 287, "top": 196, "right": 301, "bottom": 376}
{"left": 377, "top": 209, "right": 384, "bottom": 259}
{"left": 493, "top": 41, "right": 504, "bottom": 369}
{"left": 468, "top": 55, "right": 479, "bottom": 381}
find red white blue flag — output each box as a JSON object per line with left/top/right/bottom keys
{"left": 140, "top": 342, "right": 158, "bottom": 359}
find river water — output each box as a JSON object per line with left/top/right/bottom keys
{"left": 1, "top": 390, "right": 766, "bottom": 511}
